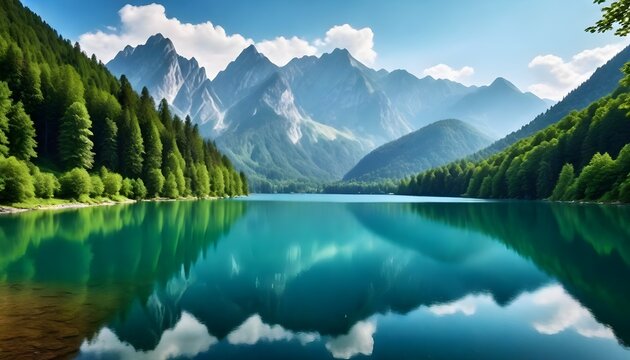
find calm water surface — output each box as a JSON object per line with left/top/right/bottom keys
{"left": 0, "top": 194, "right": 629, "bottom": 359}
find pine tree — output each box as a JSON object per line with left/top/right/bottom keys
{"left": 59, "top": 102, "right": 94, "bottom": 169}
{"left": 158, "top": 98, "right": 172, "bottom": 127}
{"left": 2, "top": 43, "right": 23, "bottom": 95}
{"left": 240, "top": 171, "right": 249, "bottom": 194}
{"left": 0, "top": 82, "right": 11, "bottom": 156}
{"left": 19, "top": 60, "right": 43, "bottom": 111}
{"left": 222, "top": 167, "right": 232, "bottom": 196}
{"left": 119, "top": 109, "right": 144, "bottom": 177}
{"left": 45, "top": 65, "right": 85, "bottom": 157}
{"left": 211, "top": 166, "right": 225, "bottom": 196}
{"left": 86, "top": 87, "right": 121, "bottom": 169}
{"left": 194, "top": 163, "right": 210, "bottom": 197}
{"left": 143, "top": 121, "right": 162, "bottom": 175}
{"left": 117, "top": 75, "right": 136, "bottom": 110}
{"left": 162, "top": 150, "right": 184, "bottom": 196}
{"left": 100, "top": 117, "right": 118, "bottom": 170}
{"left": 7, "top": 101, "right": 36, "bottom": 161}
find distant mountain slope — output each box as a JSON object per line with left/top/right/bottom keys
{"left": 480, "top": 44, "right": 630, "bottom": 156}
{"left": 379, "top": 70, "right": 473, "bottom": 128}
{"left": 344, "top": 119, "right": 493, "bottom": 181}
{"left": 215, "top": 73, "right": 367, "bottom": 185}
{"left": 443, "top": 77, "right": 549, "bottom": 137}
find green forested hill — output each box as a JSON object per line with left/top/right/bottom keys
{"left": 0, "top": 0, "right": 246, "bottom": 204}
{"left": 343, "top": 119, "right": 492, "bottom": 182}
{"left": 398, "top": 65, "right": 630, "bottom": 203}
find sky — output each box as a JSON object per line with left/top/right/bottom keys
{"left": 21, "top": 0, "right": 629, "bottom": 100}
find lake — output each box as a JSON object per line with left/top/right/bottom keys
{"left": 0, "top": 194, "right": 629, "bottom": 359}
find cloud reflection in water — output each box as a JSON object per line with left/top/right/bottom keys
{"left": 427, "top": 285, "right": 614, "bottom": 340}
{"left": 80, "top": 312, "right": 216, "bottom": 359}
{"left": 80, "top": 312, "right": 377, "bottom": 359}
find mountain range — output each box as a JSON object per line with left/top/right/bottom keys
{"left": 107, "top": 34, "right": 550, "bottom": 187}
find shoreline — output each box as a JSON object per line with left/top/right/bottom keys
{"left": 0, "top": 196, "right": 224, "bottom": 216}
{"left": 0, "top": 199, "right": 137, "bottom": 215}
{"left": 3, "top": 194, "right": 621, "bottom": 216}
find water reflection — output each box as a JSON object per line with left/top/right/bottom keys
{"left": 80, "top": 312, "right": 216, "bottom": 360}
{"left": 0, "top": 195, "right": 628, "bottom": 359}
{"left": 0, "top": 200, "right": 247, "bottom": 358}
{"left": 325, "top": 321, "right": 376, "bottom": 359}
{"left": 79, "top": 313, "right": 375, "bottom": 360}
{"left": 402, "top": 201, "right": 630, "bottom": 346}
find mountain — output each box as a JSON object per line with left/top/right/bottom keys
{"left": 344, "top": 119, "right": 493, "bottom": 182}
{"left": 107, "top": 35, "right": 550, "bottom": 187}
{"left": 212, "top": 44, "right": 279, "bottom": 108}
{"left": 281, "top": 48, "right": 412, "bottom": 146}
{"left": 480, "top": 44, "right": 630, "bottom": 156}
{"left": 378, "top": 70, "right": 473, "bottom": 128}
{"left": 440, "top": 77, "right": 550, "bottom": 137}
{"left": 108, "top": 34, "right": 224, "bottom": 134}
{"left": 375, "top": 71, "right": 549, "bottom": 138}
{"left": 398, "top": 68, "right": 630, "bottom": 203}
{"left": 215, "top": 73, "right": 367, "bottom": 186}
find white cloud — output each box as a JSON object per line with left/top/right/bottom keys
{"left": 227, "top": 314, "right": 318, "bottom": 345}
{"left": 325, "top": 320, "right": 376, "bottom": 359}
{"left": 79, "top": 4, "right": 252, "bottom": 79}
{"left": 256, "top": 36, "right": 317, "bottom": 66}
{"left": 423, "top": 64, "right": 475, "bottom": 83}
{"left": 315, "top": 24, "right": 377, "bottom": 65}
{"left": 527, "top": 43, "right": 627, "bottom": 100}
{"left": 79, "top": 5, "right": 377, "bottom": 78}
{"left": 79, "top": 312, "right": 217, "bottom": 360}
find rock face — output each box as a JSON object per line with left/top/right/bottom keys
{"left": 108, "top": 34, "right": 550, "bottom": 184}
{"left": 215, "top": 73, "right": 367, "bottom": 183}
{"left": 344, "top": 119, "right": 494, "bottom": 182}
{"left": 108, "top": 34, "right": 224, "bottom": 136}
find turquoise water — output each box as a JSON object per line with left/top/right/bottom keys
{"left": 0, "top": 194, "right": 629, "bottom": 359}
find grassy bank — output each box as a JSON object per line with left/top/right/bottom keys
{"left": 0, "top": 195, "right": 226, "bottom": 215}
